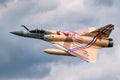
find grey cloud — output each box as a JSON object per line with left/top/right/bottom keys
{"left": 0, "top": 0, "right": 61, "bottom": 77}
{"left": 0, "top": 0, "right": 9, "bottom": 4}
{"left": 34, "top": 0, "right": 59, "bottom": 12}
{"left": 20, "top": 0, "right": 100, "bottom": 30}
{"left": 0, "top": 35, "right": 61, "bottom": 78}
{"left": 0, "top": 0, "right": 7, "bottom": 3}
{"left": 0, "top": 0, "right": 11, "bottom": 7}
{"left": 94, "top": 0, "right": 114, "bottom": 6}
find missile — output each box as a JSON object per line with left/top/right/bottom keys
{"left": 44, "top": 49, "right": 73, "bottom": 56}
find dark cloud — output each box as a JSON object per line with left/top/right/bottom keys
{"left": 94, "top": 0, "right": 114, "bottom": 6}
{"left": 0, "top": 35, "right": 61, "bottom": 78}
{"left": 0, "top": 0, "right": 8, "bottom": 4}
{"left": 0, "top": 0, "right": 11, "bottom": 7}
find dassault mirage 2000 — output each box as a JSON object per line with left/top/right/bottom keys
{"left": 10, "top": 24, "right": 114, "bottom": 62}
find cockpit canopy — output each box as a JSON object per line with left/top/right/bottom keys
{"left": 29, "top": 29, "right": 45, "bottom": 33}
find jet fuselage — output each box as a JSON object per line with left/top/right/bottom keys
{"left": 10, "top": 24, "right": 114, "bottom": 62}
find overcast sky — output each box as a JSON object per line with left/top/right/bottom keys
{"left": 0, "top": 0, "right": 120, "bottom": 80}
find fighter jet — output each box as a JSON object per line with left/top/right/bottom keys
{"left": 10, "top": 24, "right": 114, "bottom": 62}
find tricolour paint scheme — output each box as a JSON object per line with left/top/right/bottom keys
{"left": 10, "top": 24, "right": 114, "bottom": 63}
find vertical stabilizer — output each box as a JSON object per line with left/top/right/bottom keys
{"left": 83, "top": 24, "right": 114, "bottom": 39}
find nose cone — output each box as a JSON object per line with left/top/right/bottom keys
{"left": 10, "top": 31, "right": 24, "bottom": 36}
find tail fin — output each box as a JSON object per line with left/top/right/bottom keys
{"left": 83, "top": 24, "right": 114, "bottom": 39}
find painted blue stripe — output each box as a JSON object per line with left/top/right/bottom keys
{"left": 85, "top": 36, "right": 96, "bottom": 47}
{"left": 68, "top": 36, "right": 97, "bottom": 52}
